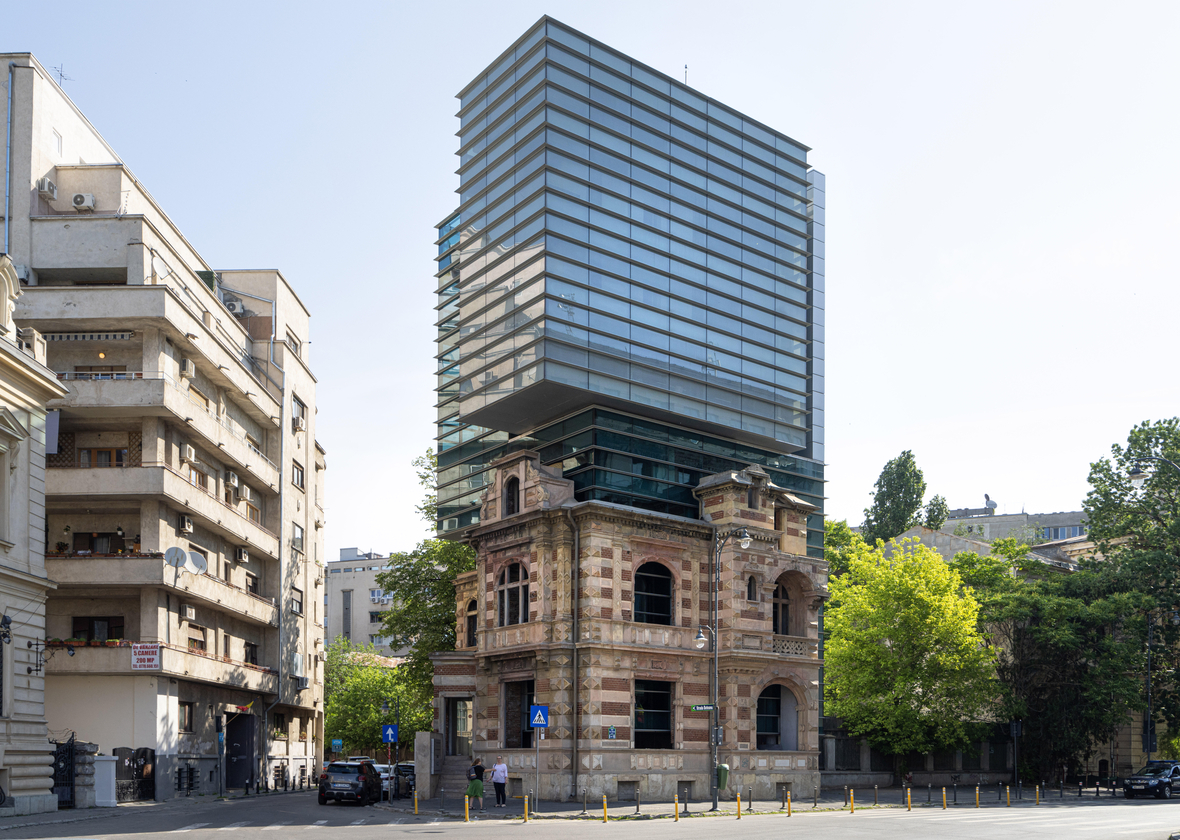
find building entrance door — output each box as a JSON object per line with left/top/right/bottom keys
{"left": 446, "top": 698, "right": 472, "bottom": 757}
{"left": 225, "top": 714, "right": 256, "bottom": 789}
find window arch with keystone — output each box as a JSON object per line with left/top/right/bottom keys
{"left": 497, "top": 562, "right": 529, "bottom": 627}
{"left": 634, "top": 562, "right": 674, "bottom": 626}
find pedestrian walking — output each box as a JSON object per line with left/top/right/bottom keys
{"left": 466, "top": 756, "right": 486, "bottom": 812}
{"left": 491, "top": 755, "right": 508, "bottom": 807}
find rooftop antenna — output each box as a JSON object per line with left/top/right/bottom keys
{"left": 684, "top": 64, "right": 688, "bottom": 85}
{"left": 50, "top": 64, "right": 73, "bottom": 86}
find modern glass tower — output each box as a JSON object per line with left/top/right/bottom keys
{"left": 435, "top": 17, "right": 825, "bottom": 557}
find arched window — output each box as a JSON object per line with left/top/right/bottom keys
{"left": 747, "top": 575, "right": 758, "bottom": 602}
{"left": 465, "top": 600, "right": 477, "bottom": 648}
{"left": 497, "top": 563, "right": 529, "bottom": 627}
{"left": 504, "top": 476, "right": 520, "bottom": 517}
{"left": 634, "top": 562, "right": 673, "bottom": 626}
{"left": 772, "top": 584, "right": 790, "bottom": 636}
{"left": 756, "top": 684, "right": 798, "bottom": 750}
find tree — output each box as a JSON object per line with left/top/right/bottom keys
{"left": 861, "top": 451, "right": 928, "bottom": 544}
{"left": 375, "top": 450, "right": 476, "bottom": 691}
{"left": 824, "top": 537, "right": 996, "bottom": 755}
{"left": 823, "top": 518, "right": 866, "bottom": 578}
{"left": 923, "top": 495, "right": 949, "bottom": 531}
{"left": 323, "top": 638, "right": 432, "bottom": 756}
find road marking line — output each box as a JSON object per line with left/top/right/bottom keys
{"left": 262, "top": 822, "right": 293, "bottom": 831}
{"left": 304, "top": 820, "right": 330, "bottom": 829}
{"left": 219, "top": 822, "right": 251, "bottom": 830}
{"left": 350, "top": 818, "right": 367, "bottom": 825}
{"left": 172, "top": 824, "right": 211, "bottom": 833}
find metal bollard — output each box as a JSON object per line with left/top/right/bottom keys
{"left": 636, "top": 789, "right": 641, "bottom": 815}
{"left": 850, "top": 789, "right": 855, "bottom": 814}
{"left": 1059, "top": 782, "right": 1063, "bottom": 799}
{"left": 844, "top": 785, "right": 849, "bottom": 807}
{"left": 787, "top": 791, "right": 792, "bottom": 816}
{"left": 524, "top": 794, "right": 529, "bottom": 822}
{"left": 1078, "top": 782, "right": 1082, "bottom": 798}
{"left": 582, "top": 787, "right": 588, "bottom": 815}
{"left": 675, "top": 793, "right": 679, "bottom": 822}
{"left": 1095, "top": 783, "right": 1099, "bottom": 798}
{"left": 737, "top": 792, "right": 742, "bottom": 819}
{"left": 953, "top": 783, "right": 957, "bottom": 804}
{"left": 782, "top": 785, "right": 787, "bottom": 810}
{"left": 907, "top": 788, "right": 912, "bottom": 811}
{"left": 814, "top": 786, "right": 818, "bottom": 808}
{"left": 1006, "top": 786, "right": 1010, "bottom": 807}
{"left": 414, "top": 789, "right": 418, "bottom": 814}
{"left": 465, "top": 795, "right": 470, "bottom": 823}
{"left": 682, "top": 785, "right": 690, "bottom": 816}
{"left": 1036, "top": 785, "right": 1040, "bottom": 805}
{"left": 928, "top": 783, "right": 932, "bottom": 803}
{"left": 874, "top": 784, "right": 878, "bottom": 805}
{"left": 942, "top": 787, "right": 946, "bottom": 810}
{"left": 748, "top": 786, "right": 753, "bottom": 814}
{"left": 603, "top": 794, "right": 608, "bottom": 823}
{"left": 975, "top": 785, "right": 979, "bottom": 808}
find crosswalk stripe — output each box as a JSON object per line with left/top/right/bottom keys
{"left": 262, "top": 822, "right": 293, "bottom": 831}
{"left": 305, "top": 820, "right": 330, "bottom": 830}
{"left": 219, "top": 822, "right": 251, "bottom": 830}
{"left": 172, "top": 824, "right": 211, "bottom": 833}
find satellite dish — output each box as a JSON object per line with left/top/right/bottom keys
{"left": 985, "top": 493, "right": 998, "bottom": 511}
{"left": 164, "top": 547, "right": 187, "bottom": 568}
{"left": 185, "top": 551, "right": 208, "bottom": 575}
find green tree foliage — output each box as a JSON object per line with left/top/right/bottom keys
{"left": 823, "top": 518, "right": 865, "bottom": 578}
{"left": 923, "top": 495, "right": 949, "bottom": 531}
{"left": 375, "top": 449, "right": 476, "bottom": 691}
{"left": 824, "top": 538, "right": 995, "bottom": 755}
{"left": 323, "top": 638, "right": 432, "bottom": 755}
{"left": 861, "top": 451, "right": 931, "bottom": 544}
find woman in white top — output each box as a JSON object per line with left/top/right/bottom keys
{"left": 491, "top": 756, "right": 509, "bottom": 807}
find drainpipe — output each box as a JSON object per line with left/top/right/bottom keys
{"left": 564, "top": 505, "right": 580, "bottom": 798}
{"left": 5, "top": 62, "right": 17, "bottom": 256}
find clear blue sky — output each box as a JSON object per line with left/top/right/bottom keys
{"left": 7, "top": 0, "right": 1179, "bottom": 559}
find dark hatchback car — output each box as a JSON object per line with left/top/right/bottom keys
{"left": 318, "top": 761, "right": 382, "bottom": 806}
{"left": 1124, "top": 760, "right": 1180, "bottom": 799}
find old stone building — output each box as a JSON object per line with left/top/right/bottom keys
{"left": 429, "top": 451, "right": 826, "bottom": 802}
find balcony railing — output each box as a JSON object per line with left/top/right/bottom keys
{"left": 772, "top": 635, "right": 814, "bottom": 657}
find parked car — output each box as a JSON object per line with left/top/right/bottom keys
{"left": 372, "top": 764, "right": 392, "bottom": 800}
{"left": 318, "top": 760, "right": 382, "bottom": 806}
{"left": 394, "top": 762, "right": 416, "bottom": 795}
{"left": 1123, "top": 761, "right": 1180, "bottom": 799}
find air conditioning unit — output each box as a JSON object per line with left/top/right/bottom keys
{"left": 238, "top": 485, "right": 253, "bottom": 502}
{"left": 292, "top": 416, "right": 306, "bottom": 433}
{"left": 226, "top": 471, "right": 239, "bottom": 488}
{"left": 36, "top": 177, "right": 57, "bottom": 200}
{"left": 181, "top": 604, "right": 196, "bottom": 622}
{"left": 179, "top": 515, "right": 194, "bottom": 534}
{"left": 71, "top": 192, "right": 95, "bottom": 211}
{"left": 182, "top": 444, "right": 197, "bottom": 463}
{"left": 225, "top": 299, "right": 245, "bottom": 314}
{"left": 295, "top": 677, "right": 310, "bottom": 690}
{"left": 234, "top": 547, "right": 249, "bottom": 563}
{"left": 315, "top": 651, "right": 326, "bottom": 663}
{"left": 179, "top": 358, "right": 195, "bottom": 378}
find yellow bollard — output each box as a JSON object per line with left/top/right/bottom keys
{"left": 975, "top": 785, "right": 979, "bottom": 808}
{"left": 1036, "top": 785, "right": 1040, "bottom": 805}
{"left": 414, "top": 789, "right": 419, "bottom": 815}
{"left": 737, "top": 792, "right": 742, "bottom": 819}
{"left": 465, "top": 795, "right": 470, "bottom": 823}
{"left": 1006, "top": 786, "right": 1010, "bottom": 807}
{"left": 603, "top": 794, "right": 608, "bottom": 823}
{"left": 524, "top": 794, "right": 529, "bottom": 822}
{"left": 787, "top": 791, "right": 792, "bottom": 817}
{"left": 674, "top": 793, "right": 679, "bottom": 822}
{"left": 942, "top": 787, "right": 946, "bottom": 810}
{"left": 907, "top": 788, "right": 911, "bottom": 811}
{"left": 850, "top": 789, "right": 855, "bottom": 814}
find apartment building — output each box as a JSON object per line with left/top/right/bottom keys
{"left": 1, "top": 55, "right": 326, "bottom": 799}
{"left": 325, "top": 549, "right": 407, "bottom": 657}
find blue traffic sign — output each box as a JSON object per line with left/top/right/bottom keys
{"left": 529, "top": 705, "right": 549, "bottom": 728}
{"left": 382, "top": 725, "right": 399, "bottom": 743}
{"left": 331, "top": 738, "right": 343, "bottom": 751}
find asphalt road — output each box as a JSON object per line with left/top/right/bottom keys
{"left": 4, "top": 791, "right": 1180, "bottom": 840}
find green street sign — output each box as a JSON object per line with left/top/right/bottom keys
{"left": 691, "top": 704, "right": 715, "bottom": 711}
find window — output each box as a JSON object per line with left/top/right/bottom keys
{"left": 466, "top": 600, "right": 478, "bottom": 648}
{"left": 342, "top": 590, "right": 352, "bottom": 640}
{"left": 291, "top": 588, "right": 304, "bottom": 615}
{"left": 292, "top": 523, "right": 305, "bottom": 553}
{"left": 246, "top": 501, "right": 261, "bottom": 524}
{"left": 747, "top": 485, "right": 759, "bottom": 509}
{"left": 772, "top": 584, "right": 790, "bottom": 635}
{"left": 72, "top": 616, "right": 125, "bottom": 641}
{"left": 221, "top": 561, "right": 231, "bottom": 583}
{"left": 497, "top": 563, "right": 530, "bottom": 627}
{"left": 634, "top": 680, "right": 673, "bottom": 749}
{"left": 285, "top": 331, "right": 302, "bottom": 359}
{"left": 504, "top": 680, "right": 535, "bottom": 748}
{"left": 634, "top": 562, "right": 673, "bottom": 626}
{"left": 78, "top": 448, "right": 127, "bottom": 468}
{"left": 292, "top": 397, "right": 306, "bottom": 430}
{"left": 244, "top": 642, "right": 258, "bottom": 666}
{"left": 756, "top": 684, "right": 798, "bottom": 750}
{"left": 292, "top": 461, "right": 305, "bottom": 490}
{"left": 504, "top": 476, "right": 520, "bottom": 516}
{"left": 187, "top": 466, "right": 209, "bottom": 491}
{"left": 52, "top": 129, "right": 62, "bottom": 156}
{"left": 222, "top": 634, "right": 231, "bottom": 659}
{"left": 72, "top": 532, "right": 125, "bottom": 554}
{"left": 179, "top": 702, "right": 194, "bottom": 732}
{"left": 369, "top": 611, "right": 384, "bottom": 623}
{"left": 245, "top": 573, "right": 259, "bottom": 596}
{"left": 188, "top": 386, "right": 211, "bottom": 412}
{"left": 187, "top": 625, "right": 206, "bottom": 652}
{"left": 274, "top": 712, "right": 287, "bottom": 731}
{"left": 747, "top": 575, "right": 758, "bottom": 602}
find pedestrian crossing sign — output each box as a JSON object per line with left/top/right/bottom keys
{"left": 530, "top": 705, "right": 549, "bottom": 728}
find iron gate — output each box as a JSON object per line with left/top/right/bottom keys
{"left": 52, "top": 736, "right": 75, "bottom": 809}
{"left": 113, "top": 747, "right": 155, "bottom": 802}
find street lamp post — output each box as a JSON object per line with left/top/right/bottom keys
{"left": 696, "top": 526, "right": 751, "bottom": 812}
{"left": 382, "top": 698, "right": 401, "bottom": 799}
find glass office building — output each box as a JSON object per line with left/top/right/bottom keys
{"left": 435, "top": 18, "right": 826, "bottom": 557}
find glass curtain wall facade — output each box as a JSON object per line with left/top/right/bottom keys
{"left": 435, "top": 17, "right": 826, "bottom": 557}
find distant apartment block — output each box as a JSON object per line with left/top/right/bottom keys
{"left": 325, "top": 549, "right": 407, "bottom": 657}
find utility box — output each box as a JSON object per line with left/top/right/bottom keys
{"left": 716, "top": 764, "right": 730, "bottom": 792}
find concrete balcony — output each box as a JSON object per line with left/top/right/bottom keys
{"left": 47, "top": 555, "right": 278, "bottom": 627}
{"left": 51, "top": 373, "right": 280, "bottom": 487}
{"left": 44, "top": 642, "right": 278, "bottom": 694}
{"left": 45, "top": 465, "right": 279, "bottom": 558}
{"left": 734, "top": 633, "right": 818, "bottom": 659}
{"left": 17, "top": 284, "right": 280, "bottom": 425}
